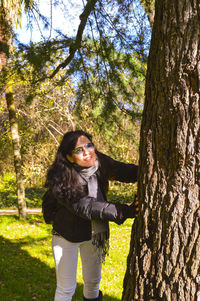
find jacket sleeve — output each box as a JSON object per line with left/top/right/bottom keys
{"left": 72, "top": 195, "right": 127, "bottom": 224}
{"left": 53, "top": 188, "right": 128, "bottom": 225}
{"left": 97, "top": 152, "right": 138, "bottom": 183}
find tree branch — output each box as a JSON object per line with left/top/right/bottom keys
{"left": 49, "top": 0, "right": 98, "bottom": 79}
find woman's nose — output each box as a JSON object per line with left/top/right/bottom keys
{"left": 82, "top": 146, "right": 89, "bottom": 154}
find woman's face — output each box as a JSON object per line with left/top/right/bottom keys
{"left": 67, "top": 135, "right": 96, "bottom": 168}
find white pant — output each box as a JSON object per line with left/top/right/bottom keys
{"left": 52, "top": 235, "right": 102, "bottom": 301}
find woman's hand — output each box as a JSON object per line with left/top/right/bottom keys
{"left": 123, "top": 194, "right": 139, "bottom": 219}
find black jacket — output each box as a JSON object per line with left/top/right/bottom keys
{"left": 43, "top": 152, "right": 138, "bottom": 242}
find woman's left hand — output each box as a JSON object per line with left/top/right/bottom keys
{"left": 130, "top": 193, "right": 139, "bottom": 217}
{"left": 123, "top": 194, "right": 139, "bottom": 219}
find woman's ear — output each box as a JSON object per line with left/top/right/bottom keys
{"left": 66, "top": 154, "right": 74, "bottom": 163}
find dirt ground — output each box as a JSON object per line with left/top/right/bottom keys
{"left": 0, "top": 208, "right": 42, "bottom": 215}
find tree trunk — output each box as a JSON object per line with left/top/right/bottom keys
{"left": 6, "top": 89, "right": 27, "bottom": 219}
{"left": 0, "top": 12, "right": 27, "bottom": 219}
{"left": 122, "top": 0, "right": 200, "bottom": 300}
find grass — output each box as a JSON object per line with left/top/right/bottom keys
{"left": 0, "top": 214, "right": 134, "bottom": 301}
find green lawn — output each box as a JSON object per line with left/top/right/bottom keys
{"left": 0, "top": 214, "right": 134, "bottom": 301}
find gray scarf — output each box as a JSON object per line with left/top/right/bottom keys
{"left": 78, "top": 160, "right": 109, "bottom": 262}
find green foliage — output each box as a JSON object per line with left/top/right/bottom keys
{"left": 108, "top": 182, "right": 138, "bottom": 204}
{"left": 9, "top": 0, "right": 151, "bottom": 116}
{"left": 75, "top": 37, "right": 146, "bottom": 120}
{"left": 15, "top": 38, "right": 73, "bottom": 85}
{"left": 68, "top": 0, "right": 150, "bottom": 119}
{"left": 76, "top": 101, "right": 140, "bottom": 165}
{"left": 0, "top": 172, "right": 16, "bottom": 191}
{"left": 0, "top": 172, "right": 45, "bottom": 208}
{"left": 0, "top": 173, "right": 17, "bottom": 208}
{"left": 0, "top": 65, "right": 76, "bottom": 185}
{"left": 0, "top": 215, "right": 134, "bottom": 300}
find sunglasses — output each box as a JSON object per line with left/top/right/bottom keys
{"left": 72, "top": 142, "right": 95, "bottom": 155}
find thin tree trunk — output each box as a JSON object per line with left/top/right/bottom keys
{"left": 0, "top": 13, "right": 27, "bottom": 219}
{"left": 6, "top": 89, "right": 27, "bottom": 219}
{"left": 122, "top": 0, "right": 200, "bottom": 300}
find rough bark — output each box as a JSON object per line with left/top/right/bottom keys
{"left": 122, "top": 0, "right": 200, "bottom": 300}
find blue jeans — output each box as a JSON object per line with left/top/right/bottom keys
{"left": 52, "top": 235, "right": 102, "bottom": 301}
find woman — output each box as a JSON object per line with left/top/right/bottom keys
{"left": 43, "top": 130, "right": 138, "bottom": 301}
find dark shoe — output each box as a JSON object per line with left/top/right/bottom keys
{"left": 83, "top": 290, "right": 102, "bottom": 300}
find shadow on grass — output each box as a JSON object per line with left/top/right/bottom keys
{"left": 0, "top": 235, "right": 56, "bottom": 301}
{"left": 0, "top": 233, "right": 120, "bottom": 301}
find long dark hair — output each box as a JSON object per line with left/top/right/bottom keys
{"left": 45, "top": 130, "right": 93, "bottom": 198}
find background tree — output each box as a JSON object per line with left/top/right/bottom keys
{"left": 0, "top": 1, "right": 28, "bottom": 219}
{"left": 122, "top": 0, "right": 200, "bottom": 300}
{"left": 0, "top": 0, "right": 37, "bottom": 218}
